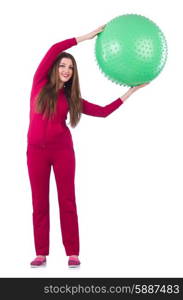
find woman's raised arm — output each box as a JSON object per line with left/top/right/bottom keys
{"left": 76, "top": 25, "right": 105, "bottom": 43}
{"left": 33, "top": 38, "right": 77, "bottom": 86}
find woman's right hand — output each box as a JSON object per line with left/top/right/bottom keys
{"left": 85, "top": 25, "right": 106, "bottom": 39}
{"left": 76, "top": 25, "right": 106, "bottom": 43}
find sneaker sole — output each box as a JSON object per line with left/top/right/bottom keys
{"left": 30, "top": 262, "right": 47, "bottom": 268}
{"left": 68, "top": 265, "right": 80, "bottom": 269}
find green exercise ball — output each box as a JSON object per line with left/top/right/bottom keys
{"left": 95, "top": 14, "right": 168, "bottom": 86}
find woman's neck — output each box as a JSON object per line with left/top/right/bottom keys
{"left": 59, "top": 82, "right": 64, "bottom": 90}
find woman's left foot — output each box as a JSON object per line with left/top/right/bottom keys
{"left": 68, "top": 256, "right": 81, "bottom": 268}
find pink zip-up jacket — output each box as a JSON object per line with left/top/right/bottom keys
{"left": 27, "top": 37, "right": 123, "bottom": 147}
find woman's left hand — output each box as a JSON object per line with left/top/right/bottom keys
{"left": 130, "top": 82, "right": 150, "bottom": 93}
{"left": 120, "top": 82, "right": 150, "bottom": 103}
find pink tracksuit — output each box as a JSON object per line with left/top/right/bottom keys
{"left": 26, "top": 37, "right": 123, "bottom": 256}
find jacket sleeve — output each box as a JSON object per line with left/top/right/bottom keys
{"left": 33, "top": 37, "right": 77, "bottom": 86}
{"left": 81, "top": 98, "right": 123, "bottom": 117}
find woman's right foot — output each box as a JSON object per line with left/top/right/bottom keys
{"left": 30, "top": 256, "right": 46, "bottom": 268}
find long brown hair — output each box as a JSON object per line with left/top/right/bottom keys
{"left": 34, "top": 52, "right": 82, "bottom": 127}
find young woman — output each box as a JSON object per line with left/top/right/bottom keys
{"left": 27, "top": 25, "right": 149, "bottom": 268}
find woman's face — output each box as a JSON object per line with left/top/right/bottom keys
{"left": 58, "top": 57, "right": 74, "bottom": 83}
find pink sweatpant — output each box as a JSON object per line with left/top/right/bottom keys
{"left": 26, "top": 143, "right": 79, "bottom": 256}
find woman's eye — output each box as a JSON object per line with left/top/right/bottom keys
{"left": 59, "top": 65, "right": 73, "bottom": 69}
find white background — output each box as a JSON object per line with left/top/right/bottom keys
{"left": 0, "top": 0, "right": 182, "bottom": 277}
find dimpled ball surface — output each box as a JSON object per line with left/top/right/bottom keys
{"left": 95, "top": 14, "right": 167, "bottom": 86}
